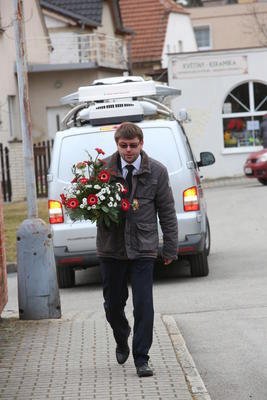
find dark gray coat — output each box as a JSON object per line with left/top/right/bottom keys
{"left": 96, "top": 150, "right": 178, "bottom": 260}
{"left": 260, "top": 118, "right": 267, "bottom": 148}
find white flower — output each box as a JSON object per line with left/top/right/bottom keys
{"left": 82, "top": 198, "right": 87, "bottom": 205}
{"left": 109, "top": 196, "right": 114, "bottom": 202}
{"left": 87, "top": 206, "right": 91, "bottom": 210}
{"left": 116, "top": 193, "right": 121, "bottom": 201}
{"left": 114, "top": 202, "right": 117, "bottom": 207}
{"left": 80, "top": 204, "right": 85, "bottom": 209}
{"left": 100, "top": 195, "right": 105, "bottom": 201}
{"left": 116, "top": 183, "right": 124, "bottom": 191}
{"left": 76, "top": 190, "right": 80, "bottom": 194}
{"left": 94, "top": 184, "right": 101, "bottom": 190}
{"left": 108, "top": 202, "right": 113, "bottom": 207}
{"left": 92, "top": 205, "right": 96, "bottom": 209}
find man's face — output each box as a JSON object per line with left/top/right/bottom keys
{"left": 117, "top": 137, "right": 143, "bottom": 163}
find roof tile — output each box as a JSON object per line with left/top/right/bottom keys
{"left": 120, "top": 0, "right": 186, "bottom": 62}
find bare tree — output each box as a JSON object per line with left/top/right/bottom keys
{"left": 243, "top": 4, "right": 267, "bottom": 46}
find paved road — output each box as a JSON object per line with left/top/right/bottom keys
{"left": 170, "top": 179, "right": 267, "bottom": 400}
{"left": 4, "top": 178, "right": 267, "bottom": 399}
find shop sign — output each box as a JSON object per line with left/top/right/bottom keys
{"left": 171, "top": 55, "right": 248, "bottom": 78}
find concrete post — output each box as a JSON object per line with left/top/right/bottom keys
{"left": 13, "top": 0, "right": 61, "bottom": 319}
{"left": 17, "top": 219, "right": 61, "bottom": 319}
{"left": 0, "top": 186, "right": 8, "bottom": 316}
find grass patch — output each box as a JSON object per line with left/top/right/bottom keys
{"left": 3, "top": 199, "right": 49, "bottom": 262}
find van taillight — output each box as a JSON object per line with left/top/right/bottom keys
{"left": 48, "top": 200, "right": 64, "bottom": 224}
{"left": 183, "top": 186, "right": 200, "bottom": 212}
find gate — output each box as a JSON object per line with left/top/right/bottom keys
{"left": 33, "top": 140, "right": 53, "bottom": 198}
{"left": 0, "top": 143, "right": 12, "bottom": 202}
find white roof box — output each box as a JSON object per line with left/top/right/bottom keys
{"left": 92, "top": 76, "right": 145, "bottom": 85}
{"left": 60, "top": 76, "right": 181, "bottom": 105}
{"left": 78, "top": 80, "right": 156, "bottom": 102}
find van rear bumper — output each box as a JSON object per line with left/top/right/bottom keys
{"left": 54, "top": 247, "right": 99, "bottom": 269}
{"left": 177, "top": 233, "right": 205, "bottom": 256}
{"left": 54, "top": 232, "right": 205, "bottom": 269}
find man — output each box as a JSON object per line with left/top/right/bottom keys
{"left": 97, "top": 122, "right": 178, "bottom": 377}
{"left": 260, "top": 114, "right": 267, "bottom": 148}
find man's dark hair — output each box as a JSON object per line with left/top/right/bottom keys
{"left": 114, "top": 122, "right": 143, "bottom": 143}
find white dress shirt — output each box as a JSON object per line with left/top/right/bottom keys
{"left": 121, "top": 155, "right": 141, "bottom": 179}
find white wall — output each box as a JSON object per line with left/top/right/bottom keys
{"left": 168, "top": 48, "right": 267, "bottom": 179}
{"left": 162, "top": 13, "right": 197, "bottom": 68}
{"left": 0, "top": 0, "right": 48, "bottom": 146}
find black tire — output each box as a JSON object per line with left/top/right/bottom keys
{"left": 188, "top": 251, "right": 209, "bottom": 277}
{"left": 257, "top": 178, "right": 267, "bottom": 185}
{"left": 205, "top": 218, "right": 211, "bottom": 256}
{"left": 56, "top": 266, "right": 75, "bottom": 288}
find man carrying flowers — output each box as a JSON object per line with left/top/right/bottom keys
{"left": 97, "top": 122, "right": 178, "bottom": 378}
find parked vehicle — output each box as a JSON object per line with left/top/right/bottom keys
{"left": 244, "top": 149, "right": 267, "bottom": 185}
{"left": 48, "top": 76, "right": 215, "bottom": 288}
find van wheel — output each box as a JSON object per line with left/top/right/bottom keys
{"left": 57, "top": 266, "right": 75, "bottom": 288}
{"left": 257, "top": 178, "right": 267, "bottom": 185}
{"left": 205, "top": 218, "right": 211, "bottom": 256}
{"left": 188, "top": 250, "right": 209, "bottom": 277}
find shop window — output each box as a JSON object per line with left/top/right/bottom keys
{"left": 222, "top": 81, "right": 267, "bottom": 148}
{"left": 193, "top": 26, "right": 211, "bottom": 50}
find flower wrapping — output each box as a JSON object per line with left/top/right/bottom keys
{"left": 60, "top": 148, "right": 130, "bottom": 227}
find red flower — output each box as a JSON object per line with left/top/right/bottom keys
{"left": 227, "top": 119, "right": 244, "bottom": 131}
{"left": 95, "top": 148, "right": 105, "bottom": 155}
{"left": 121, "top": 185, "right": 128, "bottom": 194}
{"left": 66, "top": 198, "right": 79, "bottom": 209}
{"left": 60, "top": 193, "right": 67, "bottom": 205}
{"left": 71, "top": 177, "right": 78, "bottom": 183}
{"left": 78, "top": 177, "right": 89, "bottom": 184}
{"left": 87, "top": 194, "right": 98, "bottom": 206}
{"left": 121, "top": 198, "right": 131, "bottom": 211}
{"left": 98, "top": 170, "right": 110, "bottom": 183}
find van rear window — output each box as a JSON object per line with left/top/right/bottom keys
{"left": 142, "top": 127, "right": 182, "bottom": 172}
{"left": 57, "top": 127, "right": 181, "bottom": 181}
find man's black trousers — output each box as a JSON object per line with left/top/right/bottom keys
{"left": 100, "top": 257, "right": 155, "bottom": 367}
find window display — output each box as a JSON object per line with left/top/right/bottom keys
{"left": 222, "top": 81, "right": 267, "bottom": 148}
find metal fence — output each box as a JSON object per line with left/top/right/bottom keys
{"left": 0, "top": 143, "right": 12, "bottom": 202}
{"left": 0, "top": 140, "right": 53, "bottom": 201}
{"left": 33, "top": 140, "right": 53, "bottom": 198}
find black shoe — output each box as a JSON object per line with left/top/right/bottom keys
{"left": 115, "top": 327, "right": 131, "bottom": 365}
{"left": 116, "top": 344, "right": 130, "bottom": 364}
{"left": 136, "top": 363, "right": 153, "bottom": 377}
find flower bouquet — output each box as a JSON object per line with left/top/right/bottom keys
{"left": 60, "top": 148, "right": 130, "bottom": 227}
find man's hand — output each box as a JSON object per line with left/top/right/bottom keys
{"left": 163, "top": 258, "right": 173, "bottom": 266}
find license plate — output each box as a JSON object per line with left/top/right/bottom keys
{"left": 245, "top": 167, "right": 252, "bottom": 174}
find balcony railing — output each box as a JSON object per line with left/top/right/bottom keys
{"left": 28, "top": 33, "right": 128, "bottom": 70}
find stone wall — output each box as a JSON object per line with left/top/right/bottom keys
{"left": 0, "top": 186, "right": 8, "bottom": 316}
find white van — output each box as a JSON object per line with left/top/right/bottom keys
{"left": 48, "top": 76, "right": 215, "bottom": 288}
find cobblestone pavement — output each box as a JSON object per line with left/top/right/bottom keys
{"left": 0, "top": 313, "right": 210, "bottom": 400}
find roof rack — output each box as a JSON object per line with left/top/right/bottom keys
{"left": 60, "top": 76, "right": 181, "bottom": 128}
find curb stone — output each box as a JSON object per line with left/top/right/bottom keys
{"left": 163, "top": 315, "right": 211, "bottom": 400}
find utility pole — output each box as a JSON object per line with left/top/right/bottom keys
{"left": 13, "top": 0, "right": 37, "bottom": 219}
{"left": 13, "top": 0, "right": 61, "bottom": 320}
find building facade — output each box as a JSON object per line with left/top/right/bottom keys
{"left": 0, "top": 0, "right": 129, "bottom": 201}
{"left": 169, "top": 47, "right": 267, "bottom": 178}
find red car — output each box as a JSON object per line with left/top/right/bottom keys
{"left": 244, "top": 149, "right": 267, "bottom": 185}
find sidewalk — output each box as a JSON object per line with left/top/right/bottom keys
{"left": 0, "top": 313, "right": 210, "bottom": 400}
